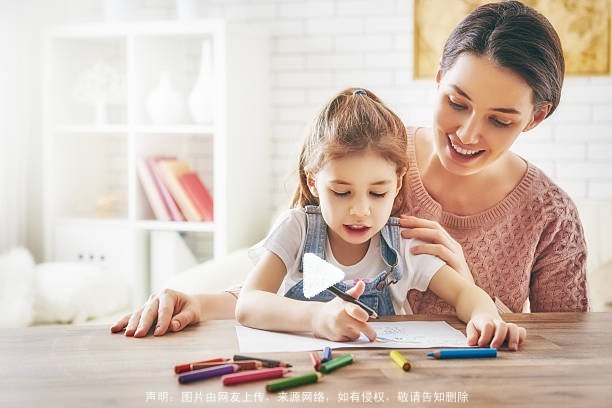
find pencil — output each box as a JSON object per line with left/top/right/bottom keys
{"left": 389, "top": 350, "right": 411, "bottom": 371}
{"left": 233, "top": 354, "right": 292, "bottom": 368}
{"left": 318, "top": 354, "right": 354, "bottom": 374}
{"left": 265, "top": 372, "right": 322, "bottom": 393}
{"left": 427, "top": 348, "right": 497, "bottom": 359}
{"left": 326, "top": 285, "right": 378, "bottom": 319}
{"left": 222, "top": 367, "right": 290, "bottom": 386}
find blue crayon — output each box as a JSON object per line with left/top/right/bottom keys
{"left": 322, "top": 346, "right": 332, "bottom": 363}
{"left": 427, "top": 348, "right": 497, "bottom": 359}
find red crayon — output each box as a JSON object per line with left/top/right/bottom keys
{"left": 309, "top": 351, "right": 321, "bottom": 371}
{"left": 222, "top": 367, "right": 290, "bottom": 386}
{"left": 174, "top": 357, "right": 229, "bottom": 374}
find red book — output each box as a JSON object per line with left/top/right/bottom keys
{"left": 177, "top": 172, "right": 214, "bottom": 222}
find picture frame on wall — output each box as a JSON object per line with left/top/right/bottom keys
{"left": 413, "top": 0, "right": 611, "bottom": 78}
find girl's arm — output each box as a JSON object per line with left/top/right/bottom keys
{"left": 235, "top": 250, "right": 377, "bottom": 342}
{"left": 428, "top": 265, "right": 526, "bottom": 350}
{"left": 110, "top": 289, "right": 236, "bottom": 337}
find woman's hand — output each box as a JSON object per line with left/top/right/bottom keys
{"left": 311, "top": 281, "right": 377, "bottom": 342}
{"left": 110, "top": 288, "right": 201, "bottom": 337}
{"left": 466, "top": 316, "right": 527, "bottom": 351}
{"left": 399, "top": 215, "right": 473, "bottom": 282}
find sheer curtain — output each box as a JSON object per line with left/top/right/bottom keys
{"left": 0, "top": 3, "right": 30, "bottom": 253}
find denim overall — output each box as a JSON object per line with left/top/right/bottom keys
{"left": 284, "top": 205, "right": 404, "bottom": 316}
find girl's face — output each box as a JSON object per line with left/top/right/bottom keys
{"left": 433, "top": 53, "right": 550, "bottom": 176}
{"left": 307, "top": 150, "right": 403, "bottom": 249}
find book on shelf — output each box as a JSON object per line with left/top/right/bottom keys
{"left": 145, "top": 156, "right": 185, "bottom": 222}
{"left": 177, "top": 171, "right": 214, "bottom": 222}
{"left": 157, "top": 159, "right": 213, "bottom": 223}
{"left": 136, "top": 157, "right": 171, "bottom": 221}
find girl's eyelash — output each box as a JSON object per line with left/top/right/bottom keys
{"left": 332, "top": 190, "right": 349, "bottom": 197}
{"left": 331, "top": 190, "right": 387, "bottom": 198}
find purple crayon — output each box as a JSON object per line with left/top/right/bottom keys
{"left": 178, "top": 363, "right": 239, "bottom": 384}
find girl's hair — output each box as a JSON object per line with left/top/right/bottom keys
{"left": 439, "top": 0, "right": 564, "bottom": 117}
{"left": 290, "top": 87, "right": 408, "bottom": 216}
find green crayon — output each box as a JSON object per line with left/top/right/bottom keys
{"left": 265, "top": 372, "right": 321, "bottom": 392}
{"left": 318, "top": 354, "right": 354, "bottom": 374}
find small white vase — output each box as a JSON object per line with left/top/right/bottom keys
{"left": 146, "top": 72, "right": 182, "bottom": 125}
{"left": 188, "top": 41, "right": 216, "bottom": 124}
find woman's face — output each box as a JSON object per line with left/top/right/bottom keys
{"left": 433, "top": 53, "right": 548, "bottom": 176}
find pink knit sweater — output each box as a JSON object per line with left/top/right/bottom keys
{"left": 405, "top": 128, "right": 589, "bottom": 313}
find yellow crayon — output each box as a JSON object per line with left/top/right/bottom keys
{"left": 390, "top": 350, "right": 411, "bottom": 371}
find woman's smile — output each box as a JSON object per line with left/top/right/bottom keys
{"left": 446, "top": 135, "right": 485, "bottom": 162}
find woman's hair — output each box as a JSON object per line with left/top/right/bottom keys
{"left": 439, "top": 0, "right": 564, "bottom": 117}
{"left": 290, "top": 87, "right": 408, "bottom": 215}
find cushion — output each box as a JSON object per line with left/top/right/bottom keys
{"left": 33, "top": 262, "right": 130, "bottom": 324}
{"left": 0, "top": 248, "right": 35, "bottom": 327}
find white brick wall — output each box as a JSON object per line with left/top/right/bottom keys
{"left": 56, "top": 0, "right": 612, "bottom": 208}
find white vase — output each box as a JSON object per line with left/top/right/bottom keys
{"left": 188, "top": 41, "right": 216, "bottom": 124}
{"left": 146, "top": 72, "right": 182, "bottom": 125}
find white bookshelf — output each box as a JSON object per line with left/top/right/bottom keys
{"left": 42, "top": 20, "right": 270, "bottom": 305}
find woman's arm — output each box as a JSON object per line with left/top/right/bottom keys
{"left": 235, "top": 250, "right": 377, "bottom": 341}
{"left": 428, "top": 265, "right": 526, "bottom": 350}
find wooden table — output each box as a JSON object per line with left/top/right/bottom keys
{"left": 2, "top": 313, "right": 611, "bottom": 407}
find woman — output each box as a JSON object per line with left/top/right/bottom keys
{"left": 399, "top": 0, "right": 588, "bottom": 314}
{"left": 111, "top": 0, "right": 588, "bottom": 338}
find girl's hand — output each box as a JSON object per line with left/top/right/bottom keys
{"left": 466, "top": 316, "right": 527, "bottom": 351}
{"left": 311, "top": 281, "right": 378, "bottom": 342}
{"left": 399, "top": 215, "right": 473, "bottom": 282}
{"left": 110, "top": 288, "right": 201, "bottom": 337}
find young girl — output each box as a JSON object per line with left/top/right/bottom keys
{"left": 236, "top": 87, "right": 526, "bottom": 350}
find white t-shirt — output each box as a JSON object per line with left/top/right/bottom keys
{"left": 249, "top": 208, "right": 445, "bottom": 314}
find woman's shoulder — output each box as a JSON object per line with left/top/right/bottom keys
{"left": 523, "top": 162, "right": 581, "bottom": 219}
{"left": 405, "top": 125, "right": 434, "bottom": 164}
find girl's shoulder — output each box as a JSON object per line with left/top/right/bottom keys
{"left": 268, "top": 207, "right": 307, "bottom": 232}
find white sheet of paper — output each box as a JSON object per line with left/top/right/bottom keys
{"left": 235, "top": 321, "right": 467, "bottom": 353}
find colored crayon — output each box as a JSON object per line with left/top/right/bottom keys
{"left": 233, "top": 354, "right": 292, "bottom": 368}
{"left": 178, "top": 364, "right": 239, "bottom": 384}
{"left": 222, "top": 367, "right": 290, "bottom": 386}
{"left": 309, "top": 351, "right": 321, "bottom": 371}
{"left": 321, "top": 346, "right": 332, "bottom": 363}
{"left": 427, "top": 348, "right": 497, "bottom": 359}
{"left": 318, "top": 354, "right": 354, "bottom": 374}
{"left": 390, "top": 350, "right": 411, "bottom": 371}
{"left": 174, "top": 358, "right": 230, "bottom": 374}
{"left": 326, "top": 285, "right": 378, "bottom": 319}
{"left": 266, "top": 372, "right": 321, "bottom": 393}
